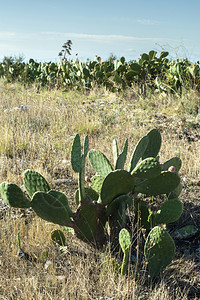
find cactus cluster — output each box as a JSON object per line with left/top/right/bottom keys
{"left": 0, "top": 128, "right": 183, "bottom": 277}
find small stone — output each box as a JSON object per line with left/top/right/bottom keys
{"left": 44, "top": 260, "right": 53, "bottom": 270}
{"left": 183, "top": 249, "right": 190, "bottom": 255}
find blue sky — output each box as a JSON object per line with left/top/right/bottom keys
{"left": 0, "top": 0, "right": 199, "bottom": 62}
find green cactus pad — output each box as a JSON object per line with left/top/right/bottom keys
{"left": 31, "top": 191, "right": 71, "bottom": 225}
{"left": 173, "top": 225, "right": 198, "bottom": 240}
{"left": 114, "top": 138, "right": 128, "bottom": 170}
{"left": 134, "top": 198, "right": 155, "bottom": 229}
{"left": 129, "top": 135, "right": 149, "bottom": 172}
{"left": 73, "top": 202, "right": 106, "bottom": 244}
{"left": 119, "top": 228, "right": 131, "bottom": 275}
{"left": 71, "top": 134, "right": 82, "bottom": 173}
{"left": 121, "top": 139, "right": 128, "bottom": 169}
{"left": 112, "top": 138, "right": 119, "bottom": 167}
{"left": 144, "top": 226, "right": 175, "bottom": 277}
{"left": 155, "top": 198, "right": 183, "bottom": 224}
{"left": 51, "top": 229, "right": 66, "bottom": 246}
{"left": 83, "top": 135, "right": 89, "bottom": 158}
{"left": 61, "top": 226, "right": 75, "bottom": 235}
{"left": 100, "top": 170, "right": 135, "bottom": 204}
{"left": 131, "top": 157, "right": 162, "bottom": 179}
{"left": 142, "top": 129, "right": 162, "bottom": 160}
{"left": 162, "top": 157, "right": 182, "bottom": 173}
{"left": 0, "top": 182, "right": 31, "bottom": 208}
{"left": 119, "top": 228, "right": 131, "bottom": 253}
{"left": 88, "top": 149, "right": 113, "bottom": 178}
{"left": 106, "top": 194, "right": 133, "bottom": 217}
{"left": 115, "top": 153, "right": 126, "bottom": 170}
{"left": 90, "top": 175, "right": 104, "bottom": 194}
{"left": 75, "top": 187, "right": 99, "bottom": 205}
{"left": 48, "top": 190, "right": 74, "bottom": 217}
{"left": 23, "top": 169, "right": 50, "bottom": 198}
{"left": 168, "top": 183, "right": 183, "bottom": 199}
{"left": 135, "top": 171, "right": 180, "bottom": 196}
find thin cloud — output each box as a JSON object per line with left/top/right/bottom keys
{"left": 0, "top": 31, "right": 182, "bottom": 44}
{"left": 40, "top": 32, "right": 179, "bottom": 43}
{"left": 136, "top": 19, "right": 160, "bottom": 25}
{"left": 43, "top": 31, "right": 156, "bottom": 41}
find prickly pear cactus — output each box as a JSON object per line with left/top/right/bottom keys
{"left": 142, "top": 129, "right": 162, "bottom": 160}
{"left": 134, "top": 198, "right": 155, "bottom": 229}
{"left": 51, "top": 229, "right": 66, "bottom": 246}
{"left": 173, "top": 225, "right": 198, "bottom": 240}
{"left": 119, "top": 228, "right": 131, "bottom": 275}
{"left": 48, "top": 190, "right": 74, "bottom": 217}
{"left": 73, "top": 202, "right": 106, "bottom": 245}
{"left": 100, "top": 170, "right": 135, "bottom": 204}
{"left": 162, "top": 157, "right": 182, "bottom": 173}
{"left": 131, "top": 157, "right": 161, "bottom": 179}
{"left": 31, "top": 191, "right": 72, "bottom": 225}
{"left": 128, "top": 135, "right": 149, "bottom": 172}
{"left": 88, "top": 149, "right": 113, "bottom": 178}
{"left": 115, "top": 138, "right": 128, "bottom": 170}
{"left": 144, "top": 226, "right": 175, "bottom": 277}
{"left": 74, "top": 187, "right": 99, "bottom": 206}
{"left": 155, "top": 198, "right": 183, "bottom": 224}
{"left": 135, "top": 171, "right": 180, "bottom": 195}
{"left": 71, "top": 133, "right": 82, "bottom": 173}
{"left": 0, "top": 182, "right": 31, "bottom": 208}
{"left": 90, "top": 175, "right": 104, "bottom": 194}
{"left": 23, "top": 169, "right": 50, "bottom": 198}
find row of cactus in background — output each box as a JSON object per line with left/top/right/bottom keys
{"left": 0, "top": 129, "right": 184, "bottom": 277}
{"left": 1, "top": 51, "right": 200, "bottom": 93}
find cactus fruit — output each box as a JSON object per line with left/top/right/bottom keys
{"left": 168, "top": 166, "right": 176, "bottom": 172}
{"left": 119, "top": 228, "right": 131, "bottom": 275}
{"left": 154, "top": 198, "right": 183, "bottom": 224}
{"left": 0, "top": 182, "right": 31, "bottom": 208}
{"left": 144, "top": 226, "right": 175, "bottom": 277}
{"left": 23, "top": 169, "right": 50, "bottom": 198}
{"left": 85, "top": 176, "right": 91, "bottom": 183}
{"left": 162, "top": 157, "right": 182, "bottom": 173}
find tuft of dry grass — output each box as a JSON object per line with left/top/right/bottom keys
{"left": 0, "top": 80, "right": 199, "bottom": 299}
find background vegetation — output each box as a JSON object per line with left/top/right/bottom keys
{"left": 0, "top": 49, "right": 199, "bottom": 299}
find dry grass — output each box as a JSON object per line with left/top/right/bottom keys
{"left": 0, "top": 80, "right": 199, "bottom": 299}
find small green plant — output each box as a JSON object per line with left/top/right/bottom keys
{"left": 119, "top": 228, "right": 131, "bottom": 275}
{"left": 0, "top": 129, "right": 183, "bottom": 277}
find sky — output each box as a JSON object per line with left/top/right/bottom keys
{"left": 0, "top": 0, "right": 200, "bottom": 62}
